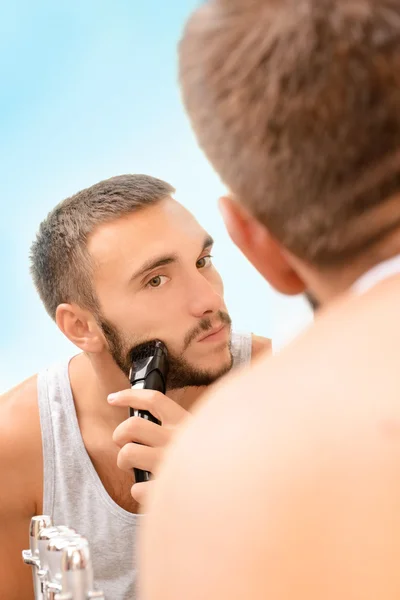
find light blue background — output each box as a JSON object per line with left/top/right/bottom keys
{"left": 0, "top": 1, "right": 312, "bottom": 391}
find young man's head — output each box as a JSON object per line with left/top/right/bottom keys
{"left": 30, "top": 174, "right": 232, "bottom": 388}
{"left": 179, "top": 0, "right": 400, "bottom": 306}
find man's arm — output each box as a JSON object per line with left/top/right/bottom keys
{"left": 0, "top": 377, "right": 43, "bottom": 600}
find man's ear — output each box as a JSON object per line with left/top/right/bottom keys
{"left": 219, "top": 196, "right": 305, "bottom": 295}
{"left": 55, "top": 303, "right": 106, "bottom": 353}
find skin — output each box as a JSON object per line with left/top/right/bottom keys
{"left": 0, "top": 196, "right": 270, "bottom": 599}
{"left": 140, "top": 195, "right": 400, "bottom": 600}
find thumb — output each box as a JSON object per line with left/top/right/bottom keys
{"left": 131, "top": 480, "right": 156, "bottom": 506}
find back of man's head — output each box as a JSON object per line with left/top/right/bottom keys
{"left": 179, "top": 0, "right": 400, "bottom": 267}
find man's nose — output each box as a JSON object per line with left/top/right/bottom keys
{"left": 187, "top": 272, "right": 223, "bottom": 318}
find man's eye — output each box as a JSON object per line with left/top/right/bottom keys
{"left": 197, "top": 255, "right": 213, "bottom": 269}
{"left": 147, "top": 275, "right": 168, "bottom": 288}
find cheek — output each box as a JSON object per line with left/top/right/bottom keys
{"left": 140, "top": 298, "right": 192, "bottom": 351}
{"left": 96, "top": 292, "right": 154, "bottom": 340}
{"left": 128, "top": 297, "right": 185, "bottom": 342}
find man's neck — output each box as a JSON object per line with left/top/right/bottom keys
{"left": 305, "top": 242, "right": 400, "bottom": 307}
{"left": 69, "top": 353, "right": 129, "bottom": 429}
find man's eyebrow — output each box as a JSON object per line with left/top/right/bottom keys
{"left": 129, "top": 255, "right": 178, "bottom": 283}
{"left": 129, "top": 234, "right": 214, "bottom": 283}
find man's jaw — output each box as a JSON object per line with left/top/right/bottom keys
{"left": 165, "top": 346, "right": 234, "bottom": 391}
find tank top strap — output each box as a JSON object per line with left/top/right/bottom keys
{"left": 231, "top": 331, "right": 252, "bottom": 368}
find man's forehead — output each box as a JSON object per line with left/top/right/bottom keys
{"left": 87, "top": 198, "right": 208, "bottom": 265}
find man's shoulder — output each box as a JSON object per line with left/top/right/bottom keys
{"left": 145, "top": 290, "right": 400, "bottom": 599}
{"left": 0, "top": 375, "right": 42, "bottom": 513}
{"left": 2, "top": 373, "right": 38, "bottom": 398}
{"left": 232, "top": 331, "right": 271, "bottom": 360}
{"left": 0, "top": 373, "right": 41, "bottom": 452}
{"left": 251, "top": 334, "right": 272, "bottom": 360}
{"left": 1, "top": 374, "right": 39, "bottom": 424}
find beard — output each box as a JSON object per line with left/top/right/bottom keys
{"left": 98, "top": 310, "right": 233, "bottom": 391}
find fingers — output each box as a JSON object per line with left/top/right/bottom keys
{"left": 117, "top": 442, "right": 161, "bottom": 474}
{"left": 131, "top": 481, "right": 154, "bottom": 505}
{"left": 113, "top": 416, "right": 173, "bottom": 449}
{"left": 108, "top": 388, "right": 187, "bottom": 425}
{"left": 110, "top": 389, "right": 188, "bottom": 494}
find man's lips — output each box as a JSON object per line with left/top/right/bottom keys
{"left": 197, "top": 324, "right": 227, "bottom": 343}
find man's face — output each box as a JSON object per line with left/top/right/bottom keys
{"left": 87, "top": 197, "right": 233, "bottom": 389}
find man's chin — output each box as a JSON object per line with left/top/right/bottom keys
{"left": 191, "top": 339, "right": 232, "bottom": 361}
{"left": 200, "top": 356, "right": 233, "bottom": 379}
{"left": 166, "top": 352, "right": 234, "bottom": 390}
{"left": 192, "top": 344, "right": 233, "bottom": 368}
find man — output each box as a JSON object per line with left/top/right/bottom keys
{"left": 140, "top": 1, "right": 400, "bottom": 599}
{"left": 0, "top": 174, "right": 270, "bottom": 599}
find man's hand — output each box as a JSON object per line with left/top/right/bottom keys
{"left": 108, "top": 389, "right": 189, "bottom": 505}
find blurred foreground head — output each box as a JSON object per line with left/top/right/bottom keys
{"left": 140, "top": 5, "right": 400, "bottom": 600}
{"left": 179, "top": 0, "right": 400, "bottom": 304}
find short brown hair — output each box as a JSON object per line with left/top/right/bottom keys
{"left": 30, "top": 174, "right": 175, "bottom": 319}
{"left": 179, "top": 0, "right": 400, "bottom": 265}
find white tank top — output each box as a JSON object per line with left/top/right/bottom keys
{"left": 352, "top": 254, "right": 400, "bottom": 294}
{"left": 37, "top": 331, "right": 252, "bottom": 600}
